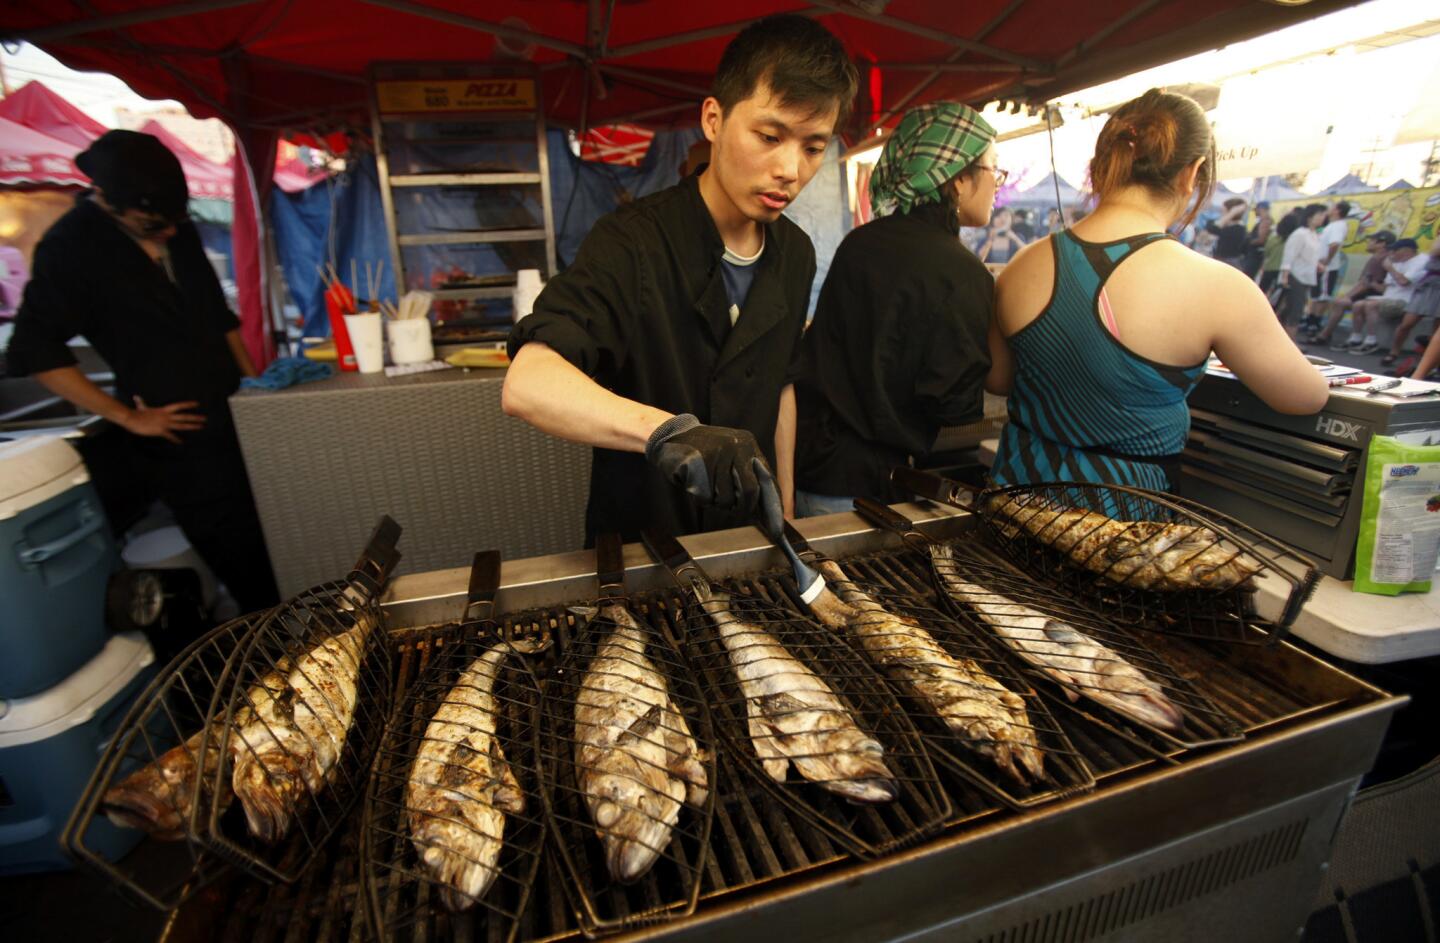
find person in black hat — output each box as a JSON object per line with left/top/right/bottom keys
{"left": 5, "top": 130, "right": 280, "bottom": 614}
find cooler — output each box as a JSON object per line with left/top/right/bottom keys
{"left": 0, "top": 436, "right": 117, "bottom": 698}
{"left": 0, "top": 632, "right": 156, "bottom": 874}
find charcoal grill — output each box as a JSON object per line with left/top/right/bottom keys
{"left": 156, "top": 503, "right": 1405, "bottom": 943}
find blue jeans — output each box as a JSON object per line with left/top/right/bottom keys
{"left": 794, "top": 490, "right": 857, "bottom": 518}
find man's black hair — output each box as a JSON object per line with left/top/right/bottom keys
{"left": 1334, "top": 200, "right": 1351, "bottom": 217}
{"left": 712, "top": 14, "right": 858, "bottom": 130}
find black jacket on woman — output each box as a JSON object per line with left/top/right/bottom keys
{"left": 794, "top": 200, "right": 992, "bottom": 502}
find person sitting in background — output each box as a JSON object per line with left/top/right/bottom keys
{"left": 1277, "top": 204, "right": 1328, "bottom": 331}
{"left": 1377, "top": 239, "right": 1440, "bottom": 368}
{"left": 977, "top": 206, "right": 1026, "bottom": 264}
{"left": 1205, "top": 198, "right": 1249, "bottom": 269}
{"left": 1345, "top": 238, "right": 1425, "bottom": 356}
{"left": 986, "top": 89, "right": 1327, "bottom": 493}
{"left": 1306, "top": 230, "right": 1394, "bottom": 348}
{"left": 1243, "top": 200, "right": 1271, "bottom": 279}
{"left": 1405, "top": 249, "right": 1440, "bottom": 380}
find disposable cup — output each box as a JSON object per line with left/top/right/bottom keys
{"left": 513, "top": 268, "right": 544, "bottom": 323}
{"left": 387, "top": 317, "right": 434, "bottom": 365}
{"left": 343, "top": 312, "right": 385, "bottom": 374}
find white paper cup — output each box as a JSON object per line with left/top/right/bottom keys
{"left": 343, "top": 312, "right": 385, "bottom": 374}
{"left": 387, "top": 317, "right": 434, "bottom": 364}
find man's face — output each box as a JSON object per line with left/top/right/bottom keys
{"left": 1393, "top": 248, "right": 1416, "bottom": 263}
{"left": 1368, "top": 239, "right": 1389, "bottom": 255}
{"left": 701, "top": 81, "right": 837, "bottom": 224}
{"left": 115, "top": 206, "right": 180, "bottom": 242}
{"left": 1329, "top": 206, "right": 1343, "bottom": 222}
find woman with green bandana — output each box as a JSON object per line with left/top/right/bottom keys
{"left": 792, "top": 102, "right": 1002, "bottom": 514}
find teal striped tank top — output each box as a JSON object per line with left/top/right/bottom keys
{"left": 990, "top": 230, "right": 1207, "bottom": 491}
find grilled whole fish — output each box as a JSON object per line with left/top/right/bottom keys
{"left": 231, "top": 614, "right": 373, "bottom": 842}
{"left": 406, "top": 644, "right": 524, "bottom": 911}
{"left": 692, "top": 582, "right": 896, "bottom": 804}
{"left": 805, "top": 560, "right": 1045, "bottom": 786}
{"left": 933, "top": 545, "right": 1185, "bottom": 732}
{"left": 574, "top": 604, "right": 709, "bottom": 883}
{"left": 988, "top": 496, "right": 1262, "bottom": 591}
{"left": 102, "top": 655, "right": 294, "bottom": 839}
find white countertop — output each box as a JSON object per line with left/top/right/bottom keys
{"left": 1254, "top": 570, "right": 1440, "bottom": 664}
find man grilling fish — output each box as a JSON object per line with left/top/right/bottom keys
{"left": 504, "top": 14, "right": 857, "bottom": 541}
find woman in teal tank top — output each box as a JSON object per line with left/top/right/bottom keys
{"left": 986, "top": 89, "right": 1328, "bottom": 493}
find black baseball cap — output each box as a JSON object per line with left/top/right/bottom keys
{"left": 1391, "top": 238, "right": 1419, "bottom": 252}
{"left": 76, "top": 130, "right": 189, "bottom": 220}
{"left": 1368, "top": 230, "right": 1396, "bottom": 245}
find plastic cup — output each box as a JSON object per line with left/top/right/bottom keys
{"left": 343, "top": 312, "right": 384, "bottom": 374}
{"left": 387, "top": 317, "right": 434, "bottom": 365}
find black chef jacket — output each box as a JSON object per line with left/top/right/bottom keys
{"left": 6, "top": 195, "right": 279, "bottom": 613}
{"left": 794, "top": 200, "right": 992, "bottom": 502}
{"left": 508, "top": 172, "right": 816, "bottom": 542}
{"left": 7, "top": 196, "right": 242, "bottom": 420}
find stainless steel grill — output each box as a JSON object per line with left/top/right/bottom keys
{"left": 150, "top": 505, "right": 1405, "bottom": 943}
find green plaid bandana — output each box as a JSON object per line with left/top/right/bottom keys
{"left": 868, "top": 102, "right": 996, "bottom": 217}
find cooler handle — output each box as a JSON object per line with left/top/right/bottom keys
{"left": 17, "top": 500, "right": 104, "bottom": 566}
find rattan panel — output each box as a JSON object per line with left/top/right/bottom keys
{"left": 230, "top": 368, "right": 589, "bottom": 594}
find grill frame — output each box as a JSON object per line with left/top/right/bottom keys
{"left": 155, "top": 504, "right": 1405, "bottom": 943}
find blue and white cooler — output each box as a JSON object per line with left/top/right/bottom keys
{"left": 0, "top": 436, "right": 117, "bottom": 699}
{"left": 0, "top": 631, "right": 157, "bottom": 873}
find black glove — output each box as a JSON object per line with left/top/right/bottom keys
{"left": 646, "top": 414, "right": 767, "bottom": 513}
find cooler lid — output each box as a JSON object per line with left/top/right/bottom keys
{"left": 0, "top": 435, "right": 90, "bottom": 521}
{"left": 0, "top": 632, "right": 155, "bottom": 748}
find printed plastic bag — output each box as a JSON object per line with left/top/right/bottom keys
{"left": 1354, "top": 435, "right": 1440, "bottom": 595}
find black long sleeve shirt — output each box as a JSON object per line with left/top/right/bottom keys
{"left": 509, "top": 172, "right": 816, "bottom": 541}
{"left": 794, "top": 201, "right": 992, "bottom": 501}
{"left": 6, "top": 196, "right": 241, "bottom": 423}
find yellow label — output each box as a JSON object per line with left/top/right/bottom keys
{"left": 376, "top": 79, "right": 536, "bottom": 114}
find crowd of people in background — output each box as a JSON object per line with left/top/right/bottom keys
{"left": 968, "top": 188, "right": 1440, "bottom": 380}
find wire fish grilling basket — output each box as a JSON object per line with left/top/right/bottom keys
{"left": 855, "top": 499, "right": 1246, "bottom": 757}
{"left": 362, "top": 550, "right": 547, "bottom": 943}
{"left": 537, "top": 532, "right": 718, "bottom": 936}
{"left": 59, "top": 609, "right": 275, "bottom": 911}
{"left": 773, "top": 522, "right": 1095, "bottom": 812}
{"left": 891, "top": 467, "right": 1321, "bottom": 644}
{"left": 641, "top": 529, "right": 951, "bottom": 859}
{"left": 194, "top": 516, "right": 402, "bottom": 883}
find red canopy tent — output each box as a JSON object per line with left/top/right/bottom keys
{"left": 2, "top": 0, "right": 1365, "bottom": 366}
{"left": 0, "top": 80, "right": 109, "bottom": 149}
{"left": 0, "top": 116, "right": 88, "bottom": 188}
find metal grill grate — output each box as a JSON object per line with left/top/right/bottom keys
{"left": 892, "top": 469, "right": 1321, "bottom": 643}
{"left": 362, "top": 623, "right": 546, "bottom": 942}
{"left": 59, "top": 612, "right": 273, "bottom": 910}
{"left": 151, "top": 526, "right": 1373, "bottom": 943}
{"left": 536, "top": 532, "right": 718, "bottom": 935}
{"left": 643, "top": 529, "right": 953, "bottom": 859}
{"left": 194, "top": 519, "right": 400, "bottom": 883}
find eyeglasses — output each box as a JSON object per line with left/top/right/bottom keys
{"left": 975, "top": 165, "right": 1009, "bottom": 187}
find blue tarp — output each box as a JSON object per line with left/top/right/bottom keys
{"left": 269, "top": 128, "right": 852, "bottom": 336}
{"left": 269, "top": 155, "right": 395, "bottom": 339}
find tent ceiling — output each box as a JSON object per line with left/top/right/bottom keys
{"left": 4, "top": 0, "right": 1364, "bottom": 140}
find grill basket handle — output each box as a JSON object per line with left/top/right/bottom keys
{"left": 890, "top": 466, "right": 982, "bottom": 511}
{"left": 595, "top": 531, "right": 626, "bottom": 598}
{"left": 463, "top": 549, "right": 502, "bottom": 628}
{"left": 348, "top": 514, "right": 403, "bottom": 597}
